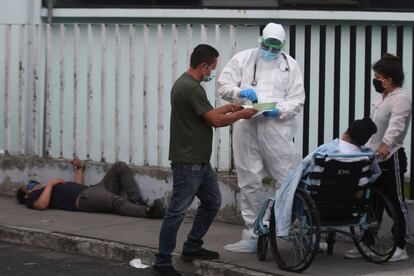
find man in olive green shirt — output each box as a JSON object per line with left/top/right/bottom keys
{"left": 153, "top": 44, "right": 256, "bottom": 276}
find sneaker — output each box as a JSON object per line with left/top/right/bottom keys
{"left": 224, "top": 238, "right": 257, "bottom": 253}
{"left": 152, "top": 265, "right": 182, "bottom": 276}
{"left": 181, "top": 247, "right": 219, "bottom": 261}
{"left": 224, "top": 229, "right": 257, "bottom": 253}
{"left": 147, "top": 199, "right": 165, "bottom": 219}
{"left": 388, "top": 247, "right": 409, "bottom": 262}
{"left": 344, "top": 245, "right": 374, "bottom": 259}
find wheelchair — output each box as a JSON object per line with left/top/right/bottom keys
{"left": 254, "top": 152, "right": 401, "bottom": 272}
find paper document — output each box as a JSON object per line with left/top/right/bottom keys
{"left": 243, "top": 102, "right": 277, "bottom": 118}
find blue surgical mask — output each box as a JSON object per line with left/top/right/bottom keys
{"left": 26, "top": 180, "right": 39, "bottom": 190}
{"left": 203, "top": 70, "right": 216, "bottom": 82}
{"left": 260, "top": 48, "right": 279, "bottom": 61}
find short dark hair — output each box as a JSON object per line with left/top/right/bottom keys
{"left": 190, "top": 44, "right": 219, "bottom": 69}
{"left": 373, "top": 53, "right": 404, "bottom": 86}
{"left": 347, "top": 117, "right": 377, "bottom": 147}
{"left": 16, "top": 187, "right": 27, "bottom": 204}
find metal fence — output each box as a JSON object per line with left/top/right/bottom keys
{"left": 0, "top": 23, "right": 413, "bottom": 181}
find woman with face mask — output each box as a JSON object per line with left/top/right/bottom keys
{"left": 345, "top": 53, "right": 411, "bottom": 262}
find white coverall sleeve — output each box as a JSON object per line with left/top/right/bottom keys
{"left": 277, "top": 60, "right": 305, "bottom": 120}
{"left": 217, "top": 55, "right": 244, "bottom": 103}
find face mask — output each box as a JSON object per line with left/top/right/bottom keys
{"left": 372, "top": 78, "right": 385, "bottom": 93}
{"left": 203, "top": 70, "right": 216, "bottom": 82}
{"left": 260, "top": 48, "right": 279, "bottom": 61}
{"left": 26, "top": 180, "right": 39, "bottom": 190}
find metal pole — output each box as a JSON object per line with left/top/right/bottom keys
{"left": 47, "top": 0, "right": 54, "bottom": 24}
{"left": 42, "top": 0, "right": 53, "bottom": 157}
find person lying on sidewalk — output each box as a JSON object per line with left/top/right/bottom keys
{"left": 16, "top": 157, "right": 164, "bottom": 219}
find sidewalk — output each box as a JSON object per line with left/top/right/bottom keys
{"left": 0, "top": 196, "right": 413, "bottom": 276}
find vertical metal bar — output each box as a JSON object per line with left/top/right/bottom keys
{"left": 289, "top": 25, "right": 297, "bottom": 59}
{"left": 143, "top": 24, "right": 149, "bottom": 166}
{"left": 303, "top": 25, "right": 311, "bottom": 156}
{"left": 396, "top": 25, "right": 403, "bottom": 60}
{"left": 32, "top": 24, "right": 40, "bottom": 155}
{"left": 44, "top": 24, "right": 52, "bottom": 157}
{"left": 73, "top": 23, "right": 80, "bottom": 156}
{"left": 100, "top": 24, "right": 107, "bottom": 162}
{"left": 18, "top": 25, "right": 26, "bottom": 155}
{"left": 199, "top": 25, "right": 208, "bottom": 92}
{"left": 186, "top": 24, "right": 192, "bottom": 67}
{"left": 364, "top": 26, "right": 372, "bottom": 117}
{"left": 171, "top": 24, "right": 178, "bottom": 82}
{"left": 348, "top": 25, "right": 357, "bottom": 125}
{"left": 114, "top": 24, "right": 121, "bottom": 161}
{"left": 129, "top": 24, "right": 136, "bottom": 164}
{"left": 333, "top": 25, "right": 341, "bottom": 139}
{"left": 411, "top": 26, "right": 414, "bottom": 200}
{"left": 317, "top": 25, "right": 326, "bottom": 146}
{"left": 87, "top": 23, "right": 93, "bottom": 159}
{"left": 4, "top": 25, "right": 11, "bottom": 154}
{"left": 381, "top": 25, "right": 388, "bottom": 56}
{"left": 214, "top": 24, "right": 222, "bottom": 170}
{"left": 201, "top": 24, "right": 207, "bottom": 43}
{"left": 157, "top": 24, "right": 164, "bottom": 167}
{"left": 59, "top": 24, "right": 66, "bottom": 158}
{"left": 229, "top": 25, "right": 236, "bottom": 173}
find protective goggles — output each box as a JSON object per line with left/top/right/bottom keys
{"left": 259, "top": 36, "right": 284, "bottom": 53}
{"left": 26, "top": 180, "right": 40, "bottom": 190}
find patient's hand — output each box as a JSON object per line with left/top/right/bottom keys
{"left": 71, "top": 157, "right": 84, "bottom": 170}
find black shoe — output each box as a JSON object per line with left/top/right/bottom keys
{"left": 147, "top": 199, "right": 165, "bottom": 219}
{"left": 181, "top": 247, "right": 220, "bottom": 261}
{"left": 152, "top": 265, "right": 182, "bottom": 276}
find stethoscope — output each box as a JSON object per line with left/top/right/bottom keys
{"left": 251, "top": 52, "right": 290, "bottom": 87}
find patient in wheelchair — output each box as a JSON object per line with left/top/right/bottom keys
{"left": 274, "top": 117, "right": 378, "bottom": 237}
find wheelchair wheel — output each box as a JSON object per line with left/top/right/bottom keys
{"left": 269, "top": 187, "right": 320, "bottom": 272}
{"left": 350, "top": 187, "right": 400, "bottom": 263}
{"left": 257, "top": 234, "right": 269, "bottom": 261}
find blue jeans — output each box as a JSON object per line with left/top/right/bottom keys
{"left": 154, "top": 162, "right": 221, "bottom": 266}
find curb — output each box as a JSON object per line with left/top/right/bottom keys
{"left": 0, "top": 224, "right": 279, "bottom": 276}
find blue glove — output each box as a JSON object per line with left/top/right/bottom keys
{"left": 239, "top": 89, "right": 258, "bottom": 103}
{"left": 263, "top": 108, "right": 281, "bottom": 118}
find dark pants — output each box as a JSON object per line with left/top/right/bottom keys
{"left": 154, "top": 162, "right": 222, "bottom": 266}
{"left": 78, "top": 162, "right": 147, "bottom": 217}
{"left": 375, "top": 148, "right": 408, "bottom": 249}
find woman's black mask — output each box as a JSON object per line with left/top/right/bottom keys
{"left": 372, "top": 78, "right": 385, "bottom": 93}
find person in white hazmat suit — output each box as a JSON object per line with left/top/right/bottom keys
{"left": 217, "top": 22, "right": 305, "bottom": 253}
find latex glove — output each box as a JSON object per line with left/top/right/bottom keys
{"left": 262, "top": 108, "right": 281, "bottom": 118}
{"left": 239, "top": 89, "right": 258, "bottom": 103}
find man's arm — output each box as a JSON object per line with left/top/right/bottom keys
{"left": 202, "top": 104, "right": 257, "bottom": 128}
{"left": 71, "top": 157, "right": 85, "bottom": 184}
{"left": 32, "top": 178, "right": 65, "bottom": 209}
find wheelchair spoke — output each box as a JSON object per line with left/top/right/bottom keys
{"left": 270, "top": 188, "right": 320, "bottom": 273}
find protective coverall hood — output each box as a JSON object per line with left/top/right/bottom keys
{"left": 263, "top": 23, "right": 285, "bottom": 43}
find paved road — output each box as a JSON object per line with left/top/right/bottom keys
{"left": 0, "top": 241, "right": 154, "bottom": 276}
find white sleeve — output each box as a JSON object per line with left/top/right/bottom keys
{"left": 382, "top": 94, "right": 411, "bottom": 148}
{"left": 217, "top": 54, "right": 243, "bottom": 103}
{"left": 277, "top": 59, "right": 305, "bottom": 120}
